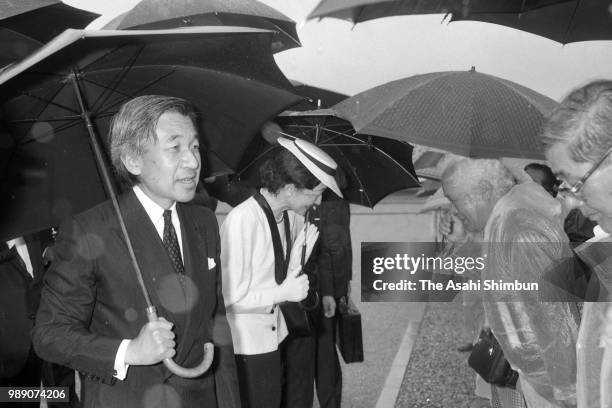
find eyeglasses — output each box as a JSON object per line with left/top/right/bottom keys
{"left": 557, "top": 145, "right": 612, "bottom": 197}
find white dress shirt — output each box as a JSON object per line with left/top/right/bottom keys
{"left": 6, "top": 237, "right": 33, "bottom": 277}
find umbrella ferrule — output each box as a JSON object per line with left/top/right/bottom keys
{"left": 146, "top": 306, "right": 158, "bottom": 321}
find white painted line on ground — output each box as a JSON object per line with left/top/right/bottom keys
{"left": 375, "top": 307, "right": 425, "bottom": 408}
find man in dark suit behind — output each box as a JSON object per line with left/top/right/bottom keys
{"left": 33, "top": 95, "right": 239, "bottom": 408}
{"left": 1, "top": 232, "right": 49, "bottom": 408}
{"left": 314, "top": 194, "right": 353, "bottom": 408}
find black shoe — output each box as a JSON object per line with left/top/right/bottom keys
{"left": 457, "top": 343, "right": 474, "bottom": 352}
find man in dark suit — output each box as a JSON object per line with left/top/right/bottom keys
{"left": 33, "top": 95, "right": 239, "bottom": 408}
{"left": 1, "top": 233, "right": 48, "bottom": 408}
{"left": 0, "top": 231, "right": 78, "bottom": 408}
{"left": 314, "top": 194, "right": 353, "bottom": 408}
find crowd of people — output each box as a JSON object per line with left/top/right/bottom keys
{"left": 437, "top": 80, "right": 612, "bottom": 408}
{"left": 2, "top": 78, "right": 612, "bottom": 408}
{"left": 1, "top": 95, "right": 353, "bottom": 408}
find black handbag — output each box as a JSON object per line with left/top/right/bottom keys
{"left": 336, "top": 297, "right": 364, "bottom": 363}
{"left": 253, "top": 192, "right": 316, "bottom": 337}
{"left": 468, "top": 328, "right": 518, "bottom": 388}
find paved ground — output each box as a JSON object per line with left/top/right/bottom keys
{"left": 394, "top": 302, "right": 490, "bottom": 408}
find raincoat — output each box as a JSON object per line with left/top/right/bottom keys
{"left": 483, "top": 181, "right": 580, "bottom": 407}
{"left": 574, "top": 229, "right": 612, "bottom": 408}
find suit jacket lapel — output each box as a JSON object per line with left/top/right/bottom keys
{"left": 174, "top": 204, "right": 209, "bottom": 361}
{"left": 117, "top": 191, "right": 185, "bottom": 330}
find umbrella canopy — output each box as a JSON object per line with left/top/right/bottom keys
{"left": 235, "top": 110, "right": 420, "bottom": 207}
{"left": 103, "top": 0, "right": 300, "bottom": 53}
{"left": 0, "top": 27, "right": 302, "bottom": 242}
{"left": 0, "top": 0, "right": 98, "bottom": 66}
{"left": 308, "top": 0, "right": 612, "bottom": 44}
{"left": 451, "top": 0, "right": 612, "bottom": 44}
{"left": 333, "top": 69, "right": 557, "bottom": 160}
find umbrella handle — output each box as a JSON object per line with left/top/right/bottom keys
{"left": 146, "top": 307, "right": 214, "bottom": 378}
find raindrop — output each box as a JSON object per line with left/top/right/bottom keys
{"left": 75, "top": 232, "right": 106, "bottom": 260}
{"left": 124, "top": 308, "right": 138, "bottom": 322}
{"left": 29, "top": 122, "right": 54, "bottom": 143}
{"left": 157, "top": 275, "right": 199, "bottom": 314}
{"left": 142, "top": 384, "right": 181, "bottom": 408}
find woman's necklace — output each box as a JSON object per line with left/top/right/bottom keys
{"left": 275, "top": 213, "right": 283, "bottom": 224}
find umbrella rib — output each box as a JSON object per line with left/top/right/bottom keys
{"left": 16, "top": 90, "right": 81, "bottom": 116}
{"left": 237, "top": 129, "right": 298, "bottom": 175}
{"left": 236, "top": 144, "right": 280, "bottom": 176}
{"left": 563, "top": 0, "right": 581, "bottom": 44}
{"left": 360, "top": 138, "right": 419, "bottom": 183}
{"left": 332, "top": 130, "right": 419, "bottom": 182}
{"left": 8, "top": 115, "right": 83, "bottom": 123}
{"left": 16, "top": 118, "right": 83, "bottom": 145}
{"left": 332, "top": 143, "right": 372, "bottom": 207}
{"left": 96, "top": 68, "right": 179, "bottom": 116}
{"left": 89, "top": 45, "right": 145, "bottom": 113}
{"left": 268, "top": 21, "right": 301, "bottom": 46}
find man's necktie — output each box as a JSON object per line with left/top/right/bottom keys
{"left": 163, "top": 210, "right": 185, "bottom": 275}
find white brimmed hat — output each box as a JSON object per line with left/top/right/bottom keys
{"left": 277, "top": 137, "right": 343, "bottom": 198}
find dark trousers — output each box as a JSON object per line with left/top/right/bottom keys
{"left": 0, "top": 348, "right": 42, "bottom": 408}
{"left": 235, "top": 335, "right": 316, "bottom": 408}
{"left": 235, "top": 350, "right": 281, "bottom": 408}
{"left": 315, "top": 314, "right": 342, "bottom": 408}
{"left": 281, "top": 335, "right": 315, "bottom": 408}
{"left": 1, "top": 348, "right": 79, "bottom": 408}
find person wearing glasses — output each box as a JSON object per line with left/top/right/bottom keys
{"left": 543, "top": 80, "right": 612, "bottom": 408}
{"left": 440, "top": 158, "right": 579, "bottom": 408}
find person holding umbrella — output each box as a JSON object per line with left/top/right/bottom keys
{"left": 33, "top": 95, "right": 239, "bottom": 408}
{"left": 220, "top": 136, "right": 342, "bottom": 408}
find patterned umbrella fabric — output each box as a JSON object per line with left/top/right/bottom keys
{"left": 333, "top": 68, "right": 557, "bottom": 159}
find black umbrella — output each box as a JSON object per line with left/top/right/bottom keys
{"left": 308, "top": 0, "right": 612, "bottom": 44}
{"left": 0, "top": 26, "right": 302, "bottom": 244}
{"left": 235, "top": 109, "right": 420, "bottom": 207}
{"left": 0, "top": 0, "right": 98, "bottom": 66}
{"left": 103, "top": 0, "right": 300, "bottom": 53}
{"left": 0, "top": 27, "right": 301, "bottom": 377}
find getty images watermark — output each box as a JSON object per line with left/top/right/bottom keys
{"left": 361, "top": 242, "right": 585, "bottom": 302}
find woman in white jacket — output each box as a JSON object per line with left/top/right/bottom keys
{"left": 220, "top": 136, "right": 342, "bottom": 408}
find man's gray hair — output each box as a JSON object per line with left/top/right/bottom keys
{"left": 442, "top": 158, "right": 516, "bottom": 203}
{"left": 109, "top": 95, "right": 198, "bottom": 186}
{"left": 542, "top": 80, "right": 612, "bottom": 163}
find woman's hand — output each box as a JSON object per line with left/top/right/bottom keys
{"left": 276, "top": 272, "right": 309, "bottom": 303}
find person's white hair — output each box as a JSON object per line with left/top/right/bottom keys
{"left": 543, "top": 79, "right": 612, "bottom": 164}
{"left": 441, "top": 158, "right": 516, "bottom": 203}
